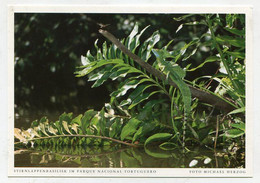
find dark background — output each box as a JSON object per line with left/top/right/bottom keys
{"left": 14, "top": 13, "right": 213, "bottom": 128}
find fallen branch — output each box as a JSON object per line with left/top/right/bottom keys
{"left": 99, "top": 29, "right": 236, "bottom": 113}
{"left": 14, "top": 134, "right": 138, "bottom": 148}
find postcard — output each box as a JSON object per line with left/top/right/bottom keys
{"left": 8, "top": 5, "right": 253, "bottom": 177}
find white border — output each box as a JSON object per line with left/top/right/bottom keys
{"left": 7, "top": 5, "right": 253, "bottom": 178}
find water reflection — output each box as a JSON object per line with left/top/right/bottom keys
{"left": 15, "top": 145, "right": 244, "bottom": 168}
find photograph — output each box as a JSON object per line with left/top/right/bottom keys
{"left": 9, "top": 6, "right": 252, "bottom": 177}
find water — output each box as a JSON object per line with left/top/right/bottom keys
{"left": 14, "top": 111, "right": 245, "bottom": 168}
{"left": 14, "top": 145, "right": 244, "bottom": 168}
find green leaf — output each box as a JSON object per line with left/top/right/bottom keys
{"left": 109, "top": 69, "right": 128, "bottom": 80}
{"left": 81, "top": 110, "right": 97, "bottom": 134}
{"left": 152, "top": 49, "right": 175, "bottom": 60}
{"left": 111, "top": 78, "right": 149, "bottom": 98}
{"left": 127, "top": 23, "right": 139, "bottom": 50}
{"left": 128, "top": 90, "right": 162, "bottom": 110}
{"left": 139, "top": 31, "right": 160, "bottom": 61}
{"left": 225, "top": 129, "right": 244, "bottom": 138}
{"left": 188, "top": 56, "right": 220, "bottom": 72}
{"left": 120, "top": 118, "right": 142, "bottom": 141}
{"left": 107, "top": 63, "right": 143, "bottom": 81}
{"left": 170, "top": 78, "right": 191, "bottom": 114}
{"left": 31, "top": 120, "right": 39, "bottom": 128}
{"left": 144, "top": 147, "right": 173, "bottom": 158}
{"left": 14, "top": 128, "right": 27, "bottom": 143}
{"left": 175, "top": 39, "right": 199, "bottom": 61}
{"left": 152, "top": 49, "right": 185, "bottom": 78}
{"left": 62, "top": 121, "right": 72, "bottom": 135}
{"left": 91, "top": 71, "right": 112, "bottom": 88}
{"left": 98, "top": 108, "right": 106, "bottom": 136}
{"left": 71, "top": 114, "right": 83, "bottom": 126}
{"left": 159, "top": 142, "right": 178, "bottom": 150}
{"left": 108, "top": 44, "right": 115, "bottom": 59}
{"left": 71, "top": 123, "right": 79, "bottom": 134}
{"left": 120, "top": 151, "right": 140, "bottom": 167}
{"left": 132, "top": 123, "right": 156, "bottom": 142}
{"left": 81, "top": 55, "right": 90, "bottom": 66}
{"left": 187, "top": 123, "right": 199, "bottom": 140}
{"left": 216, "top": 36, "right": 245, "bottom": 48}
{"left": 76, "top": 59, "right": 124, "bottom": 77}
{"left": 182, "top": 47, "right": 198, "bottom": 61}
{"left": 226, "top": 14, "right": 234, "bottom": 27}
{"left": 119, "top": 84, "right": 156, "bottom": 107}
{"left": 39, "top": 116, "right": 48, "bottom": 123}
{"left": 53, "top": 120, "right": 62, "bottom": 135}
{"left": 129, "top": 24, "right": 139, "bottom": 41}
{"left": 144, "top": 133, "right": 172, "bottom": 146}
{"left": 173, "top": 14, "right": 195, "bottom": 21}
{"left": 47, "top": 125, "right": 58, "bottom": 135}
{"left": 88, "top": 72, "right": 104, "bottom": 82}
{"left": 39, "top": 121, "right": 50, "bottom": 136}
{"left": 225, "top": 51, "right": 245, "bottom": 59}
{"left": 230, "top": 122, "right": 245, "bottom": 132}
{"left": 131, "top": 25, "right": 150, "bottom": 52}
{"left": 109, "top": 118, "right": 122, "bottom": 138}
{"left": 153, "top": 49, "right": 191, "bottom": 114}
{"left": 94, "top": 39, "right": 103, "bottom": 60}
{"left": 110, "top": 76, "right": 142, "bottom": 96}
{"left": 112, "top": 79, "right": 140, "bottom": 97}
{"left": 81, "top": 50, "right": 95, "bottom": 66}
{"left": 228, "top": 107, "right": 245, "bottom": 115}
{"left": 224, "top": 27, "right": 245, "bottom": 36}
{"left": 119, "top": 99, "right": 131, "bottom": 107}
{"left": 143, "top": 99, "right": 167, "bottom": 109}
{"left": 102, "top": 41, "right": 108, "bottom": 59}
